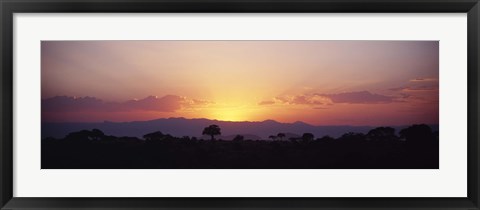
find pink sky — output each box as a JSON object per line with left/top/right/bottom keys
{"left": 41, "top": 41, "right": 439, "bottom": 125}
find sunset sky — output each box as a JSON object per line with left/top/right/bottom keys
{"left": 41, "top": 41, "right": 439, "bottom": 126}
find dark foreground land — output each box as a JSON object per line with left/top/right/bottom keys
{"left": 42, "top": 124, "right": 438, "bottom": 169}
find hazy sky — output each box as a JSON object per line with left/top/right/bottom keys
{"left": 41, "top": 41, "right": 439, "bottom": 125}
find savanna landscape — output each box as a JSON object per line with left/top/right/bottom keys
{"left": 41, "top": 41, "right": 439, "bottom": 169}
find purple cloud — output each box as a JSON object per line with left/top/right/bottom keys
{"left": 403, "top": 86, "right": 438, "bottom": 91}
{"left": 258, "top": 95, "right": 332, "bottom": 106}
{"left": 409, "top": 78, "right": 438, "bottom": 82}
{"left": 123, "top": 95, "right": 183, "bottom": 112}
{"left": 290, "top": 95, "right": 331, "bottom": 105}
{"left": 42, "top": 95, "right": 209, "bottom": 113}
{"left": 258, "top": 100, "right": 276, "bottom": 105}
{"left": 389, "top": 85, "right": 438, "bottom": 92}
{"left": 390, "top": 77, "right": 439, "bottom": 92}
{"left": 42, "top": 96, "right": 107, "bottom": 112}
{"left": 315, "top": 91, "right": 394, "bottom": 104}
{"left": 258, "top": 91, "right": 394, "bottom": 106}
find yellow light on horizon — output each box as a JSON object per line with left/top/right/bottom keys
{"left": 209, "top": 106, "right": 252, "bottom": 122}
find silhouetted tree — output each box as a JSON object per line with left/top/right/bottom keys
{"left": 202, "top": 124, "right": 221, "bottom": 141}
{"left": 339, "top": 132, "right": 365, "bottom": 142}
{"left": 317, "top": 135, "right": 335, "bottom": 142}
{"left": 233, "top": 135, "right": 244, "bottom": 141}
{"left": 277, "top": 133, "right": 286, "bottom": 141}
{"left": 65, "top": 129, "right": 105, "bottom": 142}
{"left": 289, "top": 137, "right": 299, "bottom": 142}
{"left": 143, "top": 131, "right": 165, "bottom": 141}
{"left": 302, "top": 133, "right": 314, "bottom": 142}
{"left": 91, "top": 129, "right": 105, "bottom": 140}
{"left": 366, "top": 127, "right": 396, "bottom": 141}
{"left": 400, "top": 124, "right": 435, "bottom": 146}
{"left": 268, "top": 135, "right": 277, "bottom": 141}
{"left": 43, "top": 124, "right": 439, "bottom": 169}
{"left": 399, "top": 124, "right": 438, "bottom": 168}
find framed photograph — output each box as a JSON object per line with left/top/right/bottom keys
{"left": 1, "top": 0, "right": 479, "bottom": 209}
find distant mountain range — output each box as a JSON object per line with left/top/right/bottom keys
{"left": 42, "top": 117, "right": 438, "bottom": 140}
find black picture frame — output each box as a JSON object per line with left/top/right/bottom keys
{"left": 1, "top": 0, "right": 479, "bottom": 209}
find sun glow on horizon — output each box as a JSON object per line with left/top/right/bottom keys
{"left": 206, "top": 104, "right": 256, "bottom": 122}
{"left": 41, "top": 41, "right": 439, "bottom": 126}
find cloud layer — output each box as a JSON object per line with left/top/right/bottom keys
{"left": 42, "top": 95, "right": 211, "bottom": 113}
{"left": 316, "top": 91, "right": 394, "bottom": 104}
{"left": 259, "top": 91, "right": 395, "bottom": 106}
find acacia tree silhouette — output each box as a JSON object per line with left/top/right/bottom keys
{"left": 202, "top": 124, "right": 221, "bottom": 140}
{"left": 143, "top": 131, "right": 165, "bottom": 141}
{"left": 366, "top": 127, "right": 396, "bottom": 141}
{"left": 277, "top": 133, "right": 286, "bottom": 141}
{"left": 302, "top": 133, "right": 314, "bottom": 142}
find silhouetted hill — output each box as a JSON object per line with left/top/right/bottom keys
{"left": 42, "top": 117, "right": 438, "bottom": 140}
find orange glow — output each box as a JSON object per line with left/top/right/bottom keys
{"left": 42, "top": 41, "right": 439, "bottom": 126}
{"left": 209, "top": 107, "right": 249, "bottom": 122}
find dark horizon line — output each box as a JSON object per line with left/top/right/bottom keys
{"left": 41, "top": 116, "right": 439, "bottom": 127}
